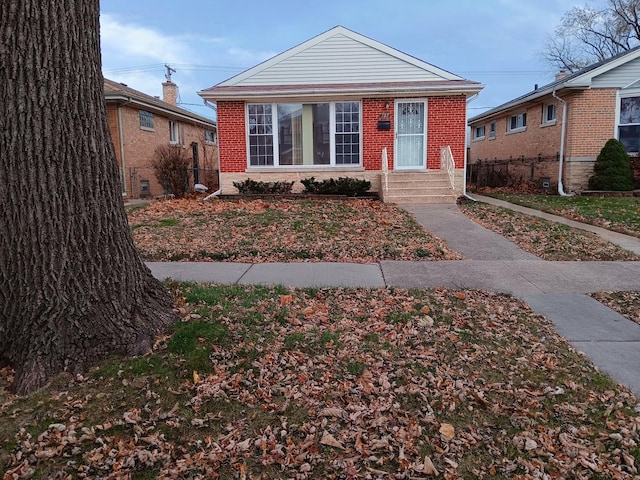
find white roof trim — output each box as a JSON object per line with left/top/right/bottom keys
{"left": 565, "top": 47, "right": 640, "bottom": 87}
{"left": 217, "top": 26, "right": 462, "bottom": 87}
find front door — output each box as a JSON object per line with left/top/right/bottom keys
{"left": 395, "top": 100, "right": 427, "bottom": 169}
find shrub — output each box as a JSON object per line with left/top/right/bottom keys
{"left": 233, "top": 178, "right": 294, "bottom": 194}
{"left": 151, "top": 146, "right": 191, "bottom": 198}
{"left": 301, "top": 177, "right": 371, "bottom": 197}
{"left": 588, "top": 139, "right": 634, "bottom": 191}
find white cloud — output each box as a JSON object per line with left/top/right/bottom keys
{"left": 100, "top": 13, "right": 193, "bottom": 66}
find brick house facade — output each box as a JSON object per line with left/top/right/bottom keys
{"left": 199, "top": 26, "right": 482, "bottom": 202}
{"left": 469, "top": 47, "right": 640, "bottom": 193}
{"left": 104, "top": 79, "right": 218, "bottom": 199}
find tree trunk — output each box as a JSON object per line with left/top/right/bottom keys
{"left": 0, "top": 0, "right": 178, "bottom": 394}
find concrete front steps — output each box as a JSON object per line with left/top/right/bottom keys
{"left": 379, "top": 171, "right": 457, "bottom": 205}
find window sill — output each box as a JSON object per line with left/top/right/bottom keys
{"left": 506, "top": 127, "right": 527, "bottom": 135}
{"left": 472, "top": 136, "right": 485, "bottom": 142}
{"left": 541, "top": 120, "right": 557, "bottom": 128}
{"left": 247, "top": 165, "right": 365, "bottom": 173}
{"left": 140, "top": 126, "right": 155, "bottom": 132}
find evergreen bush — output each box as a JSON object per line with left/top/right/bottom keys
{"left": 233, "top": 178, "right": 294, "bottom": 194}
{"left": 301, "top": 177, "right": 371, "bottom": 196}
{"left": 588, "top": 139, "right": 634, "bottom": 191}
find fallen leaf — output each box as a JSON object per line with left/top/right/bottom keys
{"left": 423, "top": 456, "right": 439, "bottom": 475}
{"left": 320, "top": 430, "right": 344, "bottom": 450}
{"left": 439, "top": 423, "right": 455, "bottom": 441}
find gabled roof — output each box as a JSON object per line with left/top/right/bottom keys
{"left": 469, "top": 45, "right": 640, "bottom": 124}
{"left": 198, "top": 26, "right": 483, "bottom": 100}
{"left": 104, "top": 78, "right": 216, "bottom": 127}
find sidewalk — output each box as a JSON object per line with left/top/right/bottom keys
{"left": 147, "top": 198, "right": 640, "bottom": 396}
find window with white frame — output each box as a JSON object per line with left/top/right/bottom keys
{"left": 473, "top": 125, "right": 485, "bottom": 140}
{"left": 139, "top": 110, "right": 154, "bottom": 129}
{"left": 247, "top": 104, "right": 274, "bottom": 166}
{"left": 169, "top": 120, "right": 180, "bottom": 144}
{"left": 543, "top": 103, "right": 556, "bottom": 124}
{"left": 619, "top": 96, "right": 640, "bottom": 152}
{"left": 489, "top": 121, "right": 496, "bottom": 139}
{"left": 247, "top": 101, "right": 360, "bottom": 167}
{"left": 205, "top": 129, "right": 217, "bottom": 144}
{"left": 508, "top": 112, "right": 526, "bottom": 132}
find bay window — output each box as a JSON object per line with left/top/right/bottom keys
{"left": 247, "top": 101, "right": 361, "bottom": 167}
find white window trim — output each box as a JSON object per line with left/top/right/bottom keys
{"left": 205, "top": 129, "right": 217, "bottom": 145}
{"left": 541, "top": 103, "right": 557, "bottom": 127}
{"left": 473, "top": 125, "right": 485, "bottom": 141}
{"left": 616, "top": 89, "right": 640, "bottom": 153}
{"left": 169, "top": 120, "right": 180, "bottom": 145}
{"left": 139, "top": 110, "right": 154, "bottom": 131}
{"left": 507, "top": 113, "right": 527, "bottom": 134}
{"left": 489, "top": 121, "right": 496, "bottom": 139}
{"left": 245, "top": 101, "right": 362, "bottom": 168}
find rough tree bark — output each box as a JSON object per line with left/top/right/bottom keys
{"left": 0, "top": 0, "right": 178, "bottom": 394}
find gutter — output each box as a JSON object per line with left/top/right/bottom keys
{"left": 552, "top": 90, "right": 573, "bottom": 196}
{"left": 105, "top": 94, "right": 216, "bottom": 127}
{"left": 464, "top": 93, "right": 480, "bottom": 201}
{"left": 199, "top": 85, "right": 484, "bottom": 102}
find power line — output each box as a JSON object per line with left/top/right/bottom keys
{"left": 103, "top": 63, "right": 246, "bottom": 74}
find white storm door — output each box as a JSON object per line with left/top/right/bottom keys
{"left": 395, "top": 100, "right": 427, "bottom": 169}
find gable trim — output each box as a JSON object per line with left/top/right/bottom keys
{"left": 216, "top": 26, "right": 463, "bottom": 88}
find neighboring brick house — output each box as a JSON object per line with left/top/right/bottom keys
{"left": 468, "top": 46, "right": 640, "bottom": 193}
{"left": 198, "top": 26, "right": 483, "bottom": 204}
{"left": 104, "top": 78, "right": 218, "bottom": 199}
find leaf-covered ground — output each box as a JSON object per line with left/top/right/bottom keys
{"left": 590, "top": 291, "right": 640, "bottom": 326}
{"left": 2, "top": 285, "right": 639, "bottom": 479}
{"left": 128, "top": 199, "right": 461, "bottom": 263}
{"left": 458, "top": 200, "right": 640, "bottom": 261}
{"left": 479, "top": 193, "right": 640, "bottom": 239}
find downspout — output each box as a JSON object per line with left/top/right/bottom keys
{"left": 203, "top": 99, "right": 221, "bottom": 198}
{"left": 552, "top": 90, "right": 573, "bottom": 196}
{"left": 464, "top": 93, "right": 480, "bottom": 201}
{"left": 116, "top": 97, "right": 131, "bottom": 197}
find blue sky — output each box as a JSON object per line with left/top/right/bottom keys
{"left": 100, "top": 0, "right": 590, "bottom": 120}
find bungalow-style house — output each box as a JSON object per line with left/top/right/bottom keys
{"left": 104, "top": 78, "right": 218, "bottom": 199}
{"left": 468, "top": 46, "right": 640, "bottom": 193}
{"left": 198, "top": 26, "right": 483, "bottom": 204}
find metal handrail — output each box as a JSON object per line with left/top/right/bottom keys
{"left": 440, "top": 145, "right": 455, "bottom": 190}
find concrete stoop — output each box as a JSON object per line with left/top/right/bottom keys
{"left": 380, "top": 171, "right": 457, "bottom": 204}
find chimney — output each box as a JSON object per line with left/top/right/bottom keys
{"left": 555, "top": 70, "right": 569, "bottom": 81}
{"left": 162, "top": 81, "right": 177, "bottom": 106}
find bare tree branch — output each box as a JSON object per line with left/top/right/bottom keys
{"left": 542, "top": 1, "right": 640, "bottom": 73}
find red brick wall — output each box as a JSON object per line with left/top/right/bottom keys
{"left": 427, "top": 96, "right": 467, "bottom": 168}
{"left": 217, "top": 101, "right": 246, "bottom": 173}
{"left": 107, "top": 103, "right": 219, "bottom": 198}
{"left": 218, "top": 96, "right": 467, "bottom": 172}
{"left": 362, "top": 98, "right": 395, "bottom": 170}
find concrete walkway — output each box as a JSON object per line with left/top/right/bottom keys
{"left": 148, "top": 198, "right": 640, "bottom": 396}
